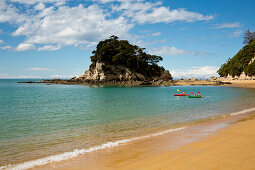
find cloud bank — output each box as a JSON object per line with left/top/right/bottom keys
{"left": 0, "top": 0, "right": 214, "bottom": 51}
{"left": 26, "top": 67, "right": 57, "bottom": 71}
{"left": 213, "top": 22, "right": 241, "bottom": 29}
{"left": 171, "top": 65, "right": 219, "bottom": 79}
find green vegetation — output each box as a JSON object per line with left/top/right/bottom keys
{"left": 90, "top": 35, "right": 164, "bottom": 77}
{"left": 246, "top": 60, "right": 255, "bottom": 76}
{"left": 217, "top": 30, "right": 255, "bottom": 77}
{"left": 243, "top": 29, "right": 255, "bottom": 45}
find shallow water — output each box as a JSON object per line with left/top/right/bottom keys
{"left": 0, "top": 79, "right": 255, "bottom": 168}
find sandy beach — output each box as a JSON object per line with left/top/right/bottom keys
{"left": 222, "top": 80, "right": 255, "bottom": 88}
{"left": 34, "top": 110, "right": 255, "bottom": 170}
{"left": 121, "top": 113, "right": 255, "bottom": 170}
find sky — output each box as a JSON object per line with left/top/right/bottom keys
{"left": 0, "top": 0, "right": 254, "bottom": 79}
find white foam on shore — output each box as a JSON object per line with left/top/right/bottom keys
{"left": 230, "top": 107, "right": 255, "bottom": 116}
{"left": 0, "top": 127, "right": 187, "bottom": 170}
{"left": 2, "top": 107, "right": 255, "bottom": 170}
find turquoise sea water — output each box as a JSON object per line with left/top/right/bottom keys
{"left": 1, "top": 79, "right": 255, "bottom": 168}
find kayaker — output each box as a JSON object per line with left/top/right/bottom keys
{"left": 181, "top": 90, "right": 186, "bottom": 95}
{"left": 197, "top": 91, "right": 201, "bottom": 96}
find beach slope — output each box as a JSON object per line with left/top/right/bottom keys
{"left": 222, "top": 80, "right": 255, "bottom": 88}
{"left": 35, "top": 113, "right": 255, "bottom": 170}
{"left": 122, "top": 114, "right": 255, "bottom": 170}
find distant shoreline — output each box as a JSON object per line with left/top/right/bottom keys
{"left": 17, "top": 78, "right": 230, "bottom": 86}
{"left": 18, "top": 79, "right": 255, "bottom": 88}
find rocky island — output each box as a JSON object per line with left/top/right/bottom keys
{"left": 19, "top": 36, "right": 227, "bottom": 86}
{"left": 77, "top": 35, "right": 173, "bottom": 85}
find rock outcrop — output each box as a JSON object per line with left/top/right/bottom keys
{"left": 79, "top": 62, "right": 106, "bottom": 81}
{"left": 159, "top": 70, "right": 173, "bottom": 81}
{"left": 78, "top": 61, "right": 172, "bottom": 82}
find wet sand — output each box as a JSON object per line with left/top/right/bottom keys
{"left": 222, "top": 80, "right": 255, "bottom": 88}
{"left": 34, "top": 111, "right": 255, "bottom": 170}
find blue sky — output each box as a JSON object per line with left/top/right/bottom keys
{"left": 0, "top": 0, "right": 254, "bottom": 79}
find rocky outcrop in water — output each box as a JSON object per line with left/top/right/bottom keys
{"left": 77, "top": 61, "right": 173, "bottom": 83}
{"left": 79, "top": 62, "right": 146, "bottom": 82}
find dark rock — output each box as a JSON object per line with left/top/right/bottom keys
{"left": 139, "top": 81, "right": 152, "bottom": 86}
{"left": 159, "top": 70, "right": 173, "bottom": 81}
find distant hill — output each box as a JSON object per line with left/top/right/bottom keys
{"left": 217, "top": 34, "right": 255, "bottom": 79}
{"left": 79, "top": 36, "right": 172, "bottom": 82}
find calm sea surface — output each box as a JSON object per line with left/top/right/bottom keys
{"left": 1, "top": 79, "right": 255, "bottom": 168}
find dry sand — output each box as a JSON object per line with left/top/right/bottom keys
{"left": 222, "top": 80, "right": 255, "bottom": 88}
{"left": 121, "top": 114, "right": 255, "bottom": 170}
{"left": 35, "top": 111, "right": 255, "bottom": 170}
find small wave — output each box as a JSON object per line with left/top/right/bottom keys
{"left": 230, "top": 107, "right": 255, "bottom": 116}
{"left": 3, "top": 107, "right": 255, "bottom": 170}
{"left": 0, "top": 127, "right": 187, "bottom": 170}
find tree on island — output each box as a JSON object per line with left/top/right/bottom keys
{"left": 217, "top": 30, "right": 255, "bottom": 77}
{"left": 243, "top": 29, "right": 255, "bottom": 45}
{"left": 90, "top": 35, "right": 165, "bottom": 78}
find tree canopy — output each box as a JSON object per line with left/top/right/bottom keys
{"left": 217, "top": 38, "right": 255, "bottom": 77}
{"left": 90, "top": 35, "right": 164, "bottom": 77}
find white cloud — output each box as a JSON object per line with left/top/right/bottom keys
{"left": 26, "top": 67, "right": 57, "bottom": 71}
{"left": 34, "top": 2, "right": 46, "bottom": 10}
{"left": 15, "top": 43, "right": 35, "bottom": 51}
{"left": 100, "top": 0, "right": 144, "bottom": 3}
{"left": 148, "top": 46, "right": 211, "bottom": 56}
{"left": 9, "top": 3, "right": 133, "bottom": 49}
{"left": 50, "top": 74, "right": 75, "bottom": 78}
{"left": 134, "top": 7, "right": 213, "bottom": 24}
{"left": 213, "top": 22, "right": 241, "bottom": 29}
{"left": 0, "top": 0, "right": 28, "bottom": 24}
{"left": 229, "top": 29, "right": 242, "bottom": 37}
{"left": 0, "top": 74, "right": 42, "bottom": 79}
{"left": 0, "top": 0, "right": 214, "bottom": 51}
{"left": 0, "top": 39, "right": 3, "bottom": 43}
{"left": 149, "top": 46, "right": 186, "bottom": 56}
{"left": 9, "top": 0, "right": 66, "bottom": 5}
{"left": 171, "top": 66, "right": 219, "bottom": 79}
{"left": 112, "top": 1, "right": 213, "bottom": 24}
{"left": 0, "top": 45, "right": 12, "bottom": 50}
{"left": 38, "top": 45, "right": 61, "bottom": 51}
{"left": 0, "top": 73, "right": 74, "bottom": 79}
{"left": 151, "top": 32, "right": 161, "bottom": 36}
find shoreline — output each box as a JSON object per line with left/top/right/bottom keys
{"left": 32, "top": 109, "right": 255, "bottom": 170}
{"left": 19, "top": 79, "right": 255, "bottom": 89}
{"left": 8, "top": 107, "right": 251, "bottom": 170}
{"left": 18, "top": 79, "right": 227, "bottom": 87}
{"left": 221, "top": 80, "right": 255, "bottom": 88}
